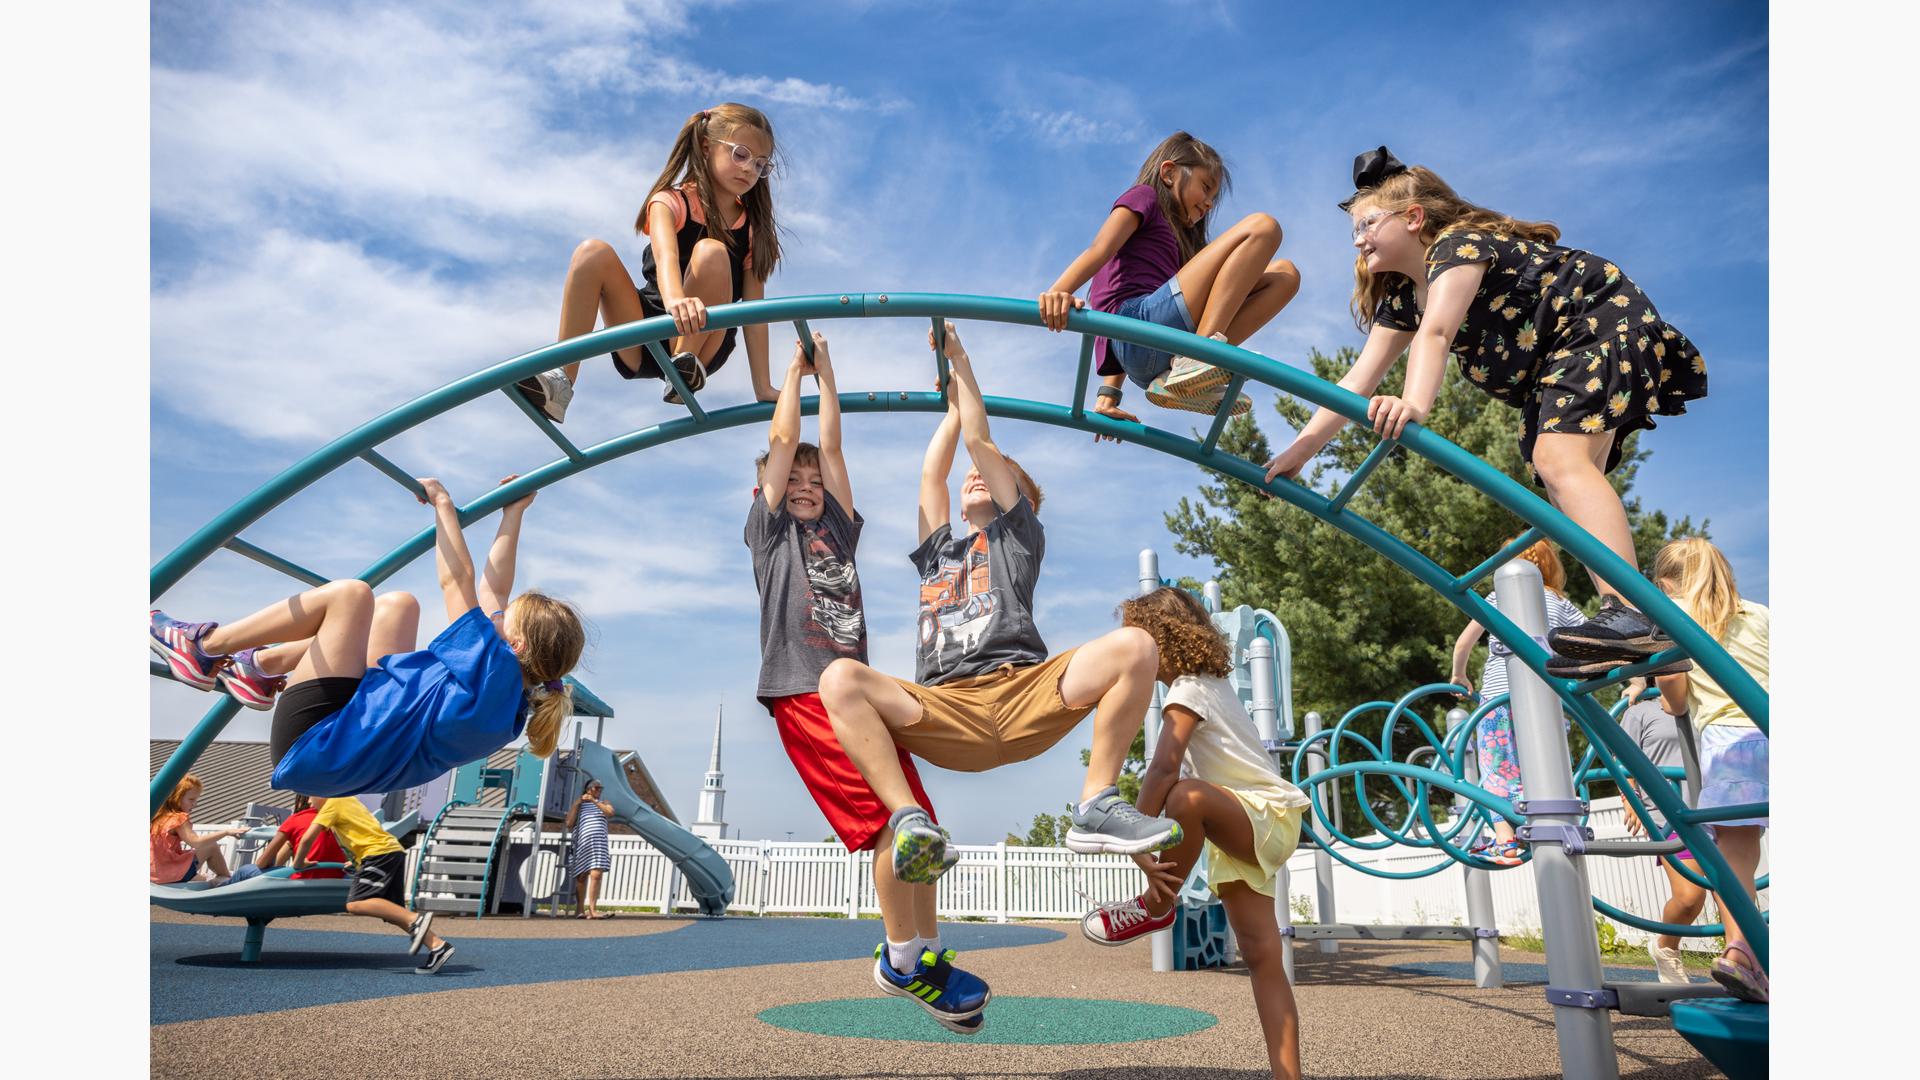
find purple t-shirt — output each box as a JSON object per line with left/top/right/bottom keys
{"left": 1087, "top": 183, "right": 1182, "bottom": 375}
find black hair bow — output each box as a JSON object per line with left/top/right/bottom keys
{"left": 1339, "top": 146, "right": 1409, "bottom": 210}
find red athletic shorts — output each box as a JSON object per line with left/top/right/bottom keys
{"left": 768, "top": 692, "right": 937, "bottom": 853}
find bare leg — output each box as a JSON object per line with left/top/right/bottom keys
{"left": 191, "top": 840, "right": 232, "bottom": 879}
{"left": 1532, "top": 430, "right": 1635, "bottom": 600}
{"left": 871, "top": 827, "right": 921, "bottom": 943}
{"left": 347, "top": 898, "right": 445, "bottom": 951}
{"left": 820, "top": 659, "right": 935, "bottom": 811}
{"left": 556, "top": 238, "right": 650, "bottom": 382}
{"left": 1219, "top": 881, "right": 1303, "bottom": 1080}
{"left": 365, "top": 592, "right": 421, "bottom": 666}
{"left": 1174, "top": 214, "right": 1283, "bottom": 339}
{"left": 573, "top": 872, "right": 588, "bottom": 916}
{"left": 587, "top": 869, "right": 604, "bottom": 916}
{"left": 1058, "top": 627, "right": 1160, "bottom": 803}
{"left": 1141, "top": 779, "right": 1258, "bottom": 917}
{"left": 199, "top": 580, "right": 375, "bottom": 685}
{"left": 912, "top": 882, "right": 940, "bottom": 942}
{"left": 1709, "top": 825, "right": 1765, "bottom": 956}
{"left": 1219, "top": 259, "right": 1302, "bottom": 345}
{"left": 1658, "top": 856, "right": 1708, "bottom": 952}
{"left": 674, "top": 238, "right": 735, "bottom": 365}
{"left": 251, "top": 640, "right": 311, "bottom": 677}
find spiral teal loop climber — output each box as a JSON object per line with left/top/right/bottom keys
{"left": 147, "top": 291, "right": 1768, "bottom": 971}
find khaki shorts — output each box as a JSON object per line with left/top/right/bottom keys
{"left": 887, "top": 649, "right": 1091, "bottom": 772}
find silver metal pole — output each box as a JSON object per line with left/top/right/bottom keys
{"left": 1139, "top": 549, "right": 1175, "bottom": 974}
{"left": 526, "top": 746, "right": 551, "bottom": 919}
{"left": 1245, "top": 635, "right": 1293, "bottom": 978}
{"left": 1202, "top": 579, "right": 1223, "bottom": 614}
{"left": 1449, "top": 705, "right": 1502, "bottom": 987}
{"left": 1495, "top": 560, "right": 1616, "bottom": 1080}
{"left": 1302, "top": 709, "right": 1338, "bottom": 953}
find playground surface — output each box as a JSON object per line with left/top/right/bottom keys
{"left": 151, "top": 908, "right": 1719, "bottom": 1078}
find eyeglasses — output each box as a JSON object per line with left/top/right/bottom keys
{"left": 1351, "top": 209, "right": 1405, "bottom": 242}
{"left": 712, "top": 137, "right": 775, "bottom": 179}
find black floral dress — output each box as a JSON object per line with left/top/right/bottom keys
{"left": 1374, "top": 229, "right": 1707, "bottom": 479}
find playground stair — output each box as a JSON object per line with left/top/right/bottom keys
{"left": 410, "top": 803, "right": 527, "bottom": 917}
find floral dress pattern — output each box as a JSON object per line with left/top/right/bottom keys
{"left": 1375, "top": 230, "right": 1708, "bottom": 480}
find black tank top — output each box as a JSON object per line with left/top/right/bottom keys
{"left": 638, "top": 185, "right": 750, "bottom": 311}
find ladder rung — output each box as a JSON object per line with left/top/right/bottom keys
{"left": 644, "top": 341, "right": 708, "bottom": 423}
{"left": 1199, "top": 374, "right": 1247, "bottom": 455}
{"left": 1450, "top": 527, "right": 1545, "bottom": 594}
{"left": 1069, "top": 333, "right": 1094, "bottom": 418}
{"left": 1327, "top": 438, "right": 1398, "bottom": 514}
{"left": 793, "top": 320, "right": 816, "bottom": 361}
{"left": 357, "top": 450, "right": 428, "bottom": 501}
{"left": 222, "top": 537, "right": 329, "bottom": 587}
{"left": 498, "top": 387, "right": 585, "bottom": 462}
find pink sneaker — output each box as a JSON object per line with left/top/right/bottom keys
{"left": 1082, "top": 896, "right": 1176, "bottom": 946}
{"left": 150, "top": 610, "right": 224, "bottom": 690}
{"left": 217, "top": 647, "right": 286, "bottom": 711}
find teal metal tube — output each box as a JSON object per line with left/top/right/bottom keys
{"left": 1450, "top": 527, "right": 1544, "bottom": 594}
{"left": 222, "top": 537, "right": 329, "bottom": 588}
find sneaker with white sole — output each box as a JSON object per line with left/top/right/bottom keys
{"left": 1065, "top": 787, "right": 1183, "bottom": 855}
{"left": 1159, "top": 351, "right": 1233, "bottom": 397}
{"left": 888, "top": 806, "right": 959, "bottom": 885}
{"left": 415, "top": 941, "right": 455, "bottom": 975}
{"left": 872, "top": 943, "right": 989, "bottom": 1033}
{"left": 150, "top": 610, "right": 225, "bottom": 691}
{"left": 408, "top": 911, "right": 435, "bottom": 956}
{"left": 1547, "top": 595, "right": 1668, "bottom": 661}
{"left": 1145, "top": 375, "right": 1252, "bottom": 417}
{"left": 1649, "top": 941, "right": 1690, "bottom": 984}
{"left": 217, "top": 647, "right": 286, "bottom": 710}
{"left": 662, "top": 351, "right": 707, "bottom": 404}
{"left": 515, "top": 369, "right": 574, "bottom": 423}
{"left": 1081, "top": 895, "right": 1176, "bottom": 946}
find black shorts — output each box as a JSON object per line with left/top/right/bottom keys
{"left": 270, "top": 676, "right": 363, "bottom": 767}
{"left": 347, "top": 851, "right": 409, "bottom": 905}
{"left": 611, "top": 289, "right": 737, "bottom": 380}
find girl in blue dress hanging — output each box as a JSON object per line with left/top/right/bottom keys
{"left": 152, "top": 477, "right": 586, "bottom": 797}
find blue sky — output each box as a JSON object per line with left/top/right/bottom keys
{"left": 149, "top": 0, "right": 1768, "bottom": 846}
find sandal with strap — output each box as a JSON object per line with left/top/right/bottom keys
{"left": 1710, "top": 940, "right": 1769, "bottom": 1003}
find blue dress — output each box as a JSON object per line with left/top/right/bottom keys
{"left": 271, "top": 607, "right": 529, "bottom": 796}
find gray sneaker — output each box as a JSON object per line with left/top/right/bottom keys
{"left": 889, "top": 806, "right": 959, "bottom": 885}
{"left": 1065, "top": 787, "right": 1183, "bottom": 855}
{"left": 516, "top": 368, "right": 574, "bottom": 423}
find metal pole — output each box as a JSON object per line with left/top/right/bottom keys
{"left": 1139, "top": 549, "right": 1175, "bottom": 974}
{"left": 1495, "top": 560, "right": 1616, "bottom": 1080}
{"left": 1202, "top": 579, "right": 1223, "bottom": 614}
{"left": 1246, "top": 635, "right": 1292, "bottom": 978}
{"left": 526, "top": 744, "right": 551, "bottom": 919}
{"left": 1302, "top": 710, "right": 1339, "bottom": 954}
{"left": 1450, "top": 705, "right": 1502, "bottom": 987}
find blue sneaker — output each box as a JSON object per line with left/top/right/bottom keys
{"left": 150, "top": 610, "right": 225, "bottom": 690}
{"left": 872, "top": 943, "right": 989, "bottom": 1034}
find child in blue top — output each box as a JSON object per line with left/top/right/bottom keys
{"left": 151, "top": 477, "right": 586, "bottom": 797}
{"left": 1041, "top": 132, "right": 1300, "bottom": 421}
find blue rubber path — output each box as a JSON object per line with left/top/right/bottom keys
{"left": 1391, "top": 960, "right": 1664, "bottom": 984}
{"left": 152, "top": 917, "right": 1061, "bottom": 1025}
{"left": 759, "top": 997, "right": 1217, "bottom": 1045}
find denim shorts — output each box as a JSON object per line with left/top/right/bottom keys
{"left": 1108, "top": 275, "right": 1194, "bottom": 388}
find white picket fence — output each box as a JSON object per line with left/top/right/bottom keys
{"left": 203, "top": 795, "right": 1766, "bottom": 948}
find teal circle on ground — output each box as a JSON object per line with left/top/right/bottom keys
{"left": 757, "top": 996, "right": 1217, "bottom": 1045}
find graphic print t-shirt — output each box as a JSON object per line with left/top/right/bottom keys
{"left": 910, "top": 495, "right": 1048, "bottom": 685}
{"left": 746, "top": 489, "right": 867, "bottom": 702}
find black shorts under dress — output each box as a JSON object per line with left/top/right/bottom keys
{"left": 1374, "top": 229, "right": 1708, "bottom": 481}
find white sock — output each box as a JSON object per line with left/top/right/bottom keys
{"left": 921, "top": 933, "right": 942, "bottom": 958}
{"left": 1077, "top": 794, "right": 1102, "bottom": 816}
{"left": 886, "top": 938, "right": 920, "bottom": 972}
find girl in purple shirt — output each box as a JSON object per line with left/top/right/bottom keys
{"left": 1040, "top": 132, "right": 1301, "bottom": 421}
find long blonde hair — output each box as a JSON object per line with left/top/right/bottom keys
{"left": 638, "top": 103, "right": 783, "bottom": 283}
{"left": 1348, "top": 165, "right": 1560, "bottom": 331}
{"left": 152, "top": 775, "right": 202, "bottom": 834}
{"left": 508, "top": 591, "right": 587, "bottom": 757}
{"left": 1653, "top": 537, "right": 1740, "bottom": 641}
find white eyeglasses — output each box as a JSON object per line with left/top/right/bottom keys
{"left": 712, "top": 137, "right": 775, "bottom": 179}
{"left": 1351, "top": 209, "right": 1405, "bottom": 242}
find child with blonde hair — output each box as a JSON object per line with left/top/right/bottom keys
{"left": 1651, "top": 537, "right": 1768, "bottom": 1003}
{"left": 1268, "top": 148, "right": 1708, "bottom": 665}
{"left": 1040, "top": 132, "right": 1300, "bottom": 420}
{"left": 150, "top": 775, "right": 246, "bottom": 886}
{"left": 1083, "top": 586, "right": 1310, "bottom": 1080}
{"left": 150, "top": 477, "right": 584, "bottom": 797}
{"left": 518, "top": 103, "right": 784, "bottom": 420}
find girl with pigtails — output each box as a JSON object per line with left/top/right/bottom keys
{"left": 151, "top": 476, "right": 585, "bottom": 797}
{"left": 519, "top": 103, "right": 785, "bottom": 422}
{"left": 1268, "top": 148, "right": 1708, "bottom": 666}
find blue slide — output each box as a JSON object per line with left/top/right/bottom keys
{"left": 577, "top": 739, "right": 734, "bottom": 917}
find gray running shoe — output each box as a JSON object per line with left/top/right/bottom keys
{"left": 516, "top": 368, "right": 574, "bottom": 423}
{"left": 1065, "top": 787, "right": 1183, "bottom": 855}
{"left": 889, "top": 806, "right": 958, "bottom": 885}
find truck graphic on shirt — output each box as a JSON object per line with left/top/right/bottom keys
{"left": 917, "top": 531, "right": 995, "bottom": 674}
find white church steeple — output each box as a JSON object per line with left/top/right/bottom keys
{"left": 691, "top": 704, "right": 727, "bottom": 841}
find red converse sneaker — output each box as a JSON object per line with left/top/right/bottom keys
{"left": 1081, "top": 895, "right": 1176, "bottom": 946}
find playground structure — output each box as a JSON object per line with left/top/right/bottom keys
{"left": 148, "top": 292, "right": 1768, "bottom": 1080}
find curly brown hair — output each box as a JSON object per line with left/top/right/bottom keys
{"left": 1118, "top": 587, "right": 1231, "bottom": 680}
